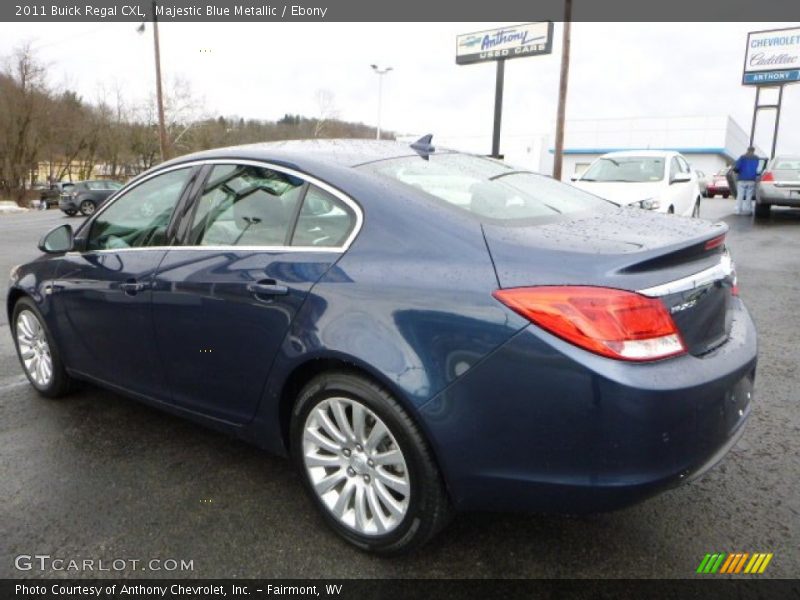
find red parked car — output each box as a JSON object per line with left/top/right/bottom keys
{"left": 706, "top": 169, "right": 731, "bottom": 198}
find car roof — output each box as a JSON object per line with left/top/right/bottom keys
{"left": 158, "top": 139, "right": 453, "bottom": 171}
{"left": 597, "top": 150, "right": 679, "bottom": 158}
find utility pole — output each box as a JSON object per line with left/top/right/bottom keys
{"left": 553, "top": 0, "right": 572, "bottom": 180}
{"left": 152, "top": 0, "right": 169, "bottom": 160}
{"left": 491, "top": 59, "right": 505, "bottom": 158}
{"left": 371, "top": 64, "right": 392, "bottom": 140}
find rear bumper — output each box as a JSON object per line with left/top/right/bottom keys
{"left": 58, "top": 197, "right": 78, "bottom": 211}
{"left": 706, "top": 185, "right": 729, "bottom": 195}
{"left": 757, "top": 185, "right": 800, "bottom": 206}
{"left": 420, "top": 298, "right": 757, "bottom": 513}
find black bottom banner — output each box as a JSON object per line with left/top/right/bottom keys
{"left": 3, "top": 579, "right": 799, "bottom": 600}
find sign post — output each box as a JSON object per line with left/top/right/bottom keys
{"left": 457, "top": 22, "right": 554, "bottom": 159}
{"left": 492, "top": 59, "right": 505, "bottom": 158}
{"left": 742, "top": 26, "right": 800, "bottom": 158}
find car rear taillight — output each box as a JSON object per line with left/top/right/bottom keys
{"left": 493, "top": 286, "right": 686, "bottom": 362}
{"left": 704, "top": 234, "right": 726, "bottom": 251}
{"left": 760, "top": 171, "right": 774, "bottom": 182}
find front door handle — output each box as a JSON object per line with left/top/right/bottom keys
{"left": 120, "top": 280, "right": 149, "bottom": 295}
{"left": 247, "top": 279, "right": 289, "bottom": 297}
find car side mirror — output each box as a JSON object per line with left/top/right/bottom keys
{"left": 38, "top": 224, "right": 74, "bottom": 253}
{"left": 670, "top": 172, "right": 692, "bottom": 184}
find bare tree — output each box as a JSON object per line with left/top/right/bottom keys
{"left": 93, "top": 83, "right": 137, "bottom": 179}
{"left": 162, "top": 76, "right": 208, "bottom": 154}
{"left": 313, "top": 89, "right": 339, "bottom": 138}
{"left": 0, "top": 43, "right": 48, "bottom": 204}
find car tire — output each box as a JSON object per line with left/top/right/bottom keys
{"left": 708, "top": 192, "right": 715, "bottom": 198}
{"left": 722, "top": 193, "right": 730, "bottom": 199}
{"left": 754, "top": 203, "right": 771, "bottom": 219}
{"left": 63, "top": 209, "right": 77, "bottom": 217}
{"left": 290, "top": 371, "right": 452, "bottom": 555}
{"left": 79, "top": 200, "right": 96, "bottom": 216}
{"left": 692, "top": 198, "right": 701, "bottom": 218}
{"left": 11, "top": 297, "right": 76, "bottom": 398}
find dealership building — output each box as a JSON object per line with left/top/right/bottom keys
{"left": 431, "top": 115, "right": 756, "bottom": 181}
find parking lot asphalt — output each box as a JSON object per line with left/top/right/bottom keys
{"left": 1, "top": 201, "right": 798, "bottom": 579}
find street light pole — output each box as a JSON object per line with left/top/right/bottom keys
{"left": 151, "top": 0, "right": 169, "bottom": 161}
{"left": 370, "top": 64, "right": 392, "bottom": 140}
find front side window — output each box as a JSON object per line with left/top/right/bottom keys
{"left": 669, "top": 157, "right": 681, "bottom": 181}
{"left": 189, "top": 164, "right": 305, "bottom": 247}
{"left": 362, "top": 153, "right": 615, "bottom": 221}
{"left": 292, "top": 185, "right": 356, "bottom": 247}
{"left": 86, "top": 168, "right": 192, "bottom": 251}
{"left": 582, "top": 156, "right": 666, "bottom": 183}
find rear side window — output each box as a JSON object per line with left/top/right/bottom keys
{"left": 189, "top": 164, "right": 305, "bottom": 247}
{"left": 85, "top": 181, "right": 120, "bottom": 190}
{"left": 362, "top": 153, "right": 614, "bottom": 221}
{"left": 291, "top": 185, "right": 356, "bottom": 247}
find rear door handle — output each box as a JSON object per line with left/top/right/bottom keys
{"left": 120, "top": 280, "right": 149, "bottom": 294}
{"left": 247, "top": 280, "right": 289, "bottom": 297}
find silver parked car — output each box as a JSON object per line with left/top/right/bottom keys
{"left": 755, "top": 155, "right": 800, "bottom": 218}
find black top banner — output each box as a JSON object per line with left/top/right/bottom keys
{"left": 3, "top": 0, "right": 800, "bottom": 22}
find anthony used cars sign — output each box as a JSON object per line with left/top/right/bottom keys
{"left": 456, "top": 22, "right": 553, "bottom": 65}
{"left": 743, "top": 26, "right": 800, "bottom": 85}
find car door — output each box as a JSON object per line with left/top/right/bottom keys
{"left": 53, "top": 166, "right": 199, "bottom": 399}
{"left": 151, "top": 161, "right": 359, "bottom": 424}
{"left": 671, "top": 156, "right": 697, "bottom": 216}
{"left": 677, "top": 156, "right": 697, "bottom": 214}
{"left": 665, "top": 156, "right": 691, "bottom": 215}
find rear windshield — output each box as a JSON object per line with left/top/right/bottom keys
{"left": 581, "top": 156, "right": 665, "bottom": 182}
{"left": 361, "top": 153, "right": 615, "bottom": 221}
{"left": 772, "top": 158, "right": 800, "bottom": 170}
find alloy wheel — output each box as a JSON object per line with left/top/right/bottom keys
{"left": 80, "top": 201, "right": 95, "bottom": 215}
{"left": 302, "top": 397, "right": 410, "bottom": 536}
{"left": 16, "top": 310, "right": 53, "bottom": 387}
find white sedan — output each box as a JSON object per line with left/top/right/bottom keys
{"left": 571, "top": 150, "right": 702, "bottom": 217}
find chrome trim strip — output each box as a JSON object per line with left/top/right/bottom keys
{"left": 638, "top": 253, "right": 733, "bottom": 297}
{"left": 78, "top": 158, "right": 364, "bottom": 254}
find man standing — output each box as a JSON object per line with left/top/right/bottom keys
{"left": 733, "top": 147, "right": 761, "bottom": 215}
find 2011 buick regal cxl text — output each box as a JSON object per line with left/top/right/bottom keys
{"left": 7, "top": 139, "right": 757, "bottom": 554}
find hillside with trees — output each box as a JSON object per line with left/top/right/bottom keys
{"left": 0, "top": 45, "right": 390, "bottom": 205}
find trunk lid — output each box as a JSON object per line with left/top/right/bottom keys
{"left": 483, "top": 208, "right": 735, "bottom": 356}
{"left": 770, "top": 168, "right": 800, "bottom": 187}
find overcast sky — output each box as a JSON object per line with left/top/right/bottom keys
{"left": 1, "top": 21, "right": 798, "bottom": 155}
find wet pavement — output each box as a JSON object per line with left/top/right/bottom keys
{"left": 1, "top": 200, "right": 798, "bottom": 578}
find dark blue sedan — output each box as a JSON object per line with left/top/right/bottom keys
{"left": 7, "top": 139, "right": 757, "bottom": 554}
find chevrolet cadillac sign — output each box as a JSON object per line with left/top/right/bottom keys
{"left": 743, "top": 26, "right": 800, "bottom": 85}
{"left": 456, "top": 22, "right": 554, "bottom": 65}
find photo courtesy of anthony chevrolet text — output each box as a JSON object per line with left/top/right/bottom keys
{"left": 0, "top": 1, "right": 799, "bottom": 599}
